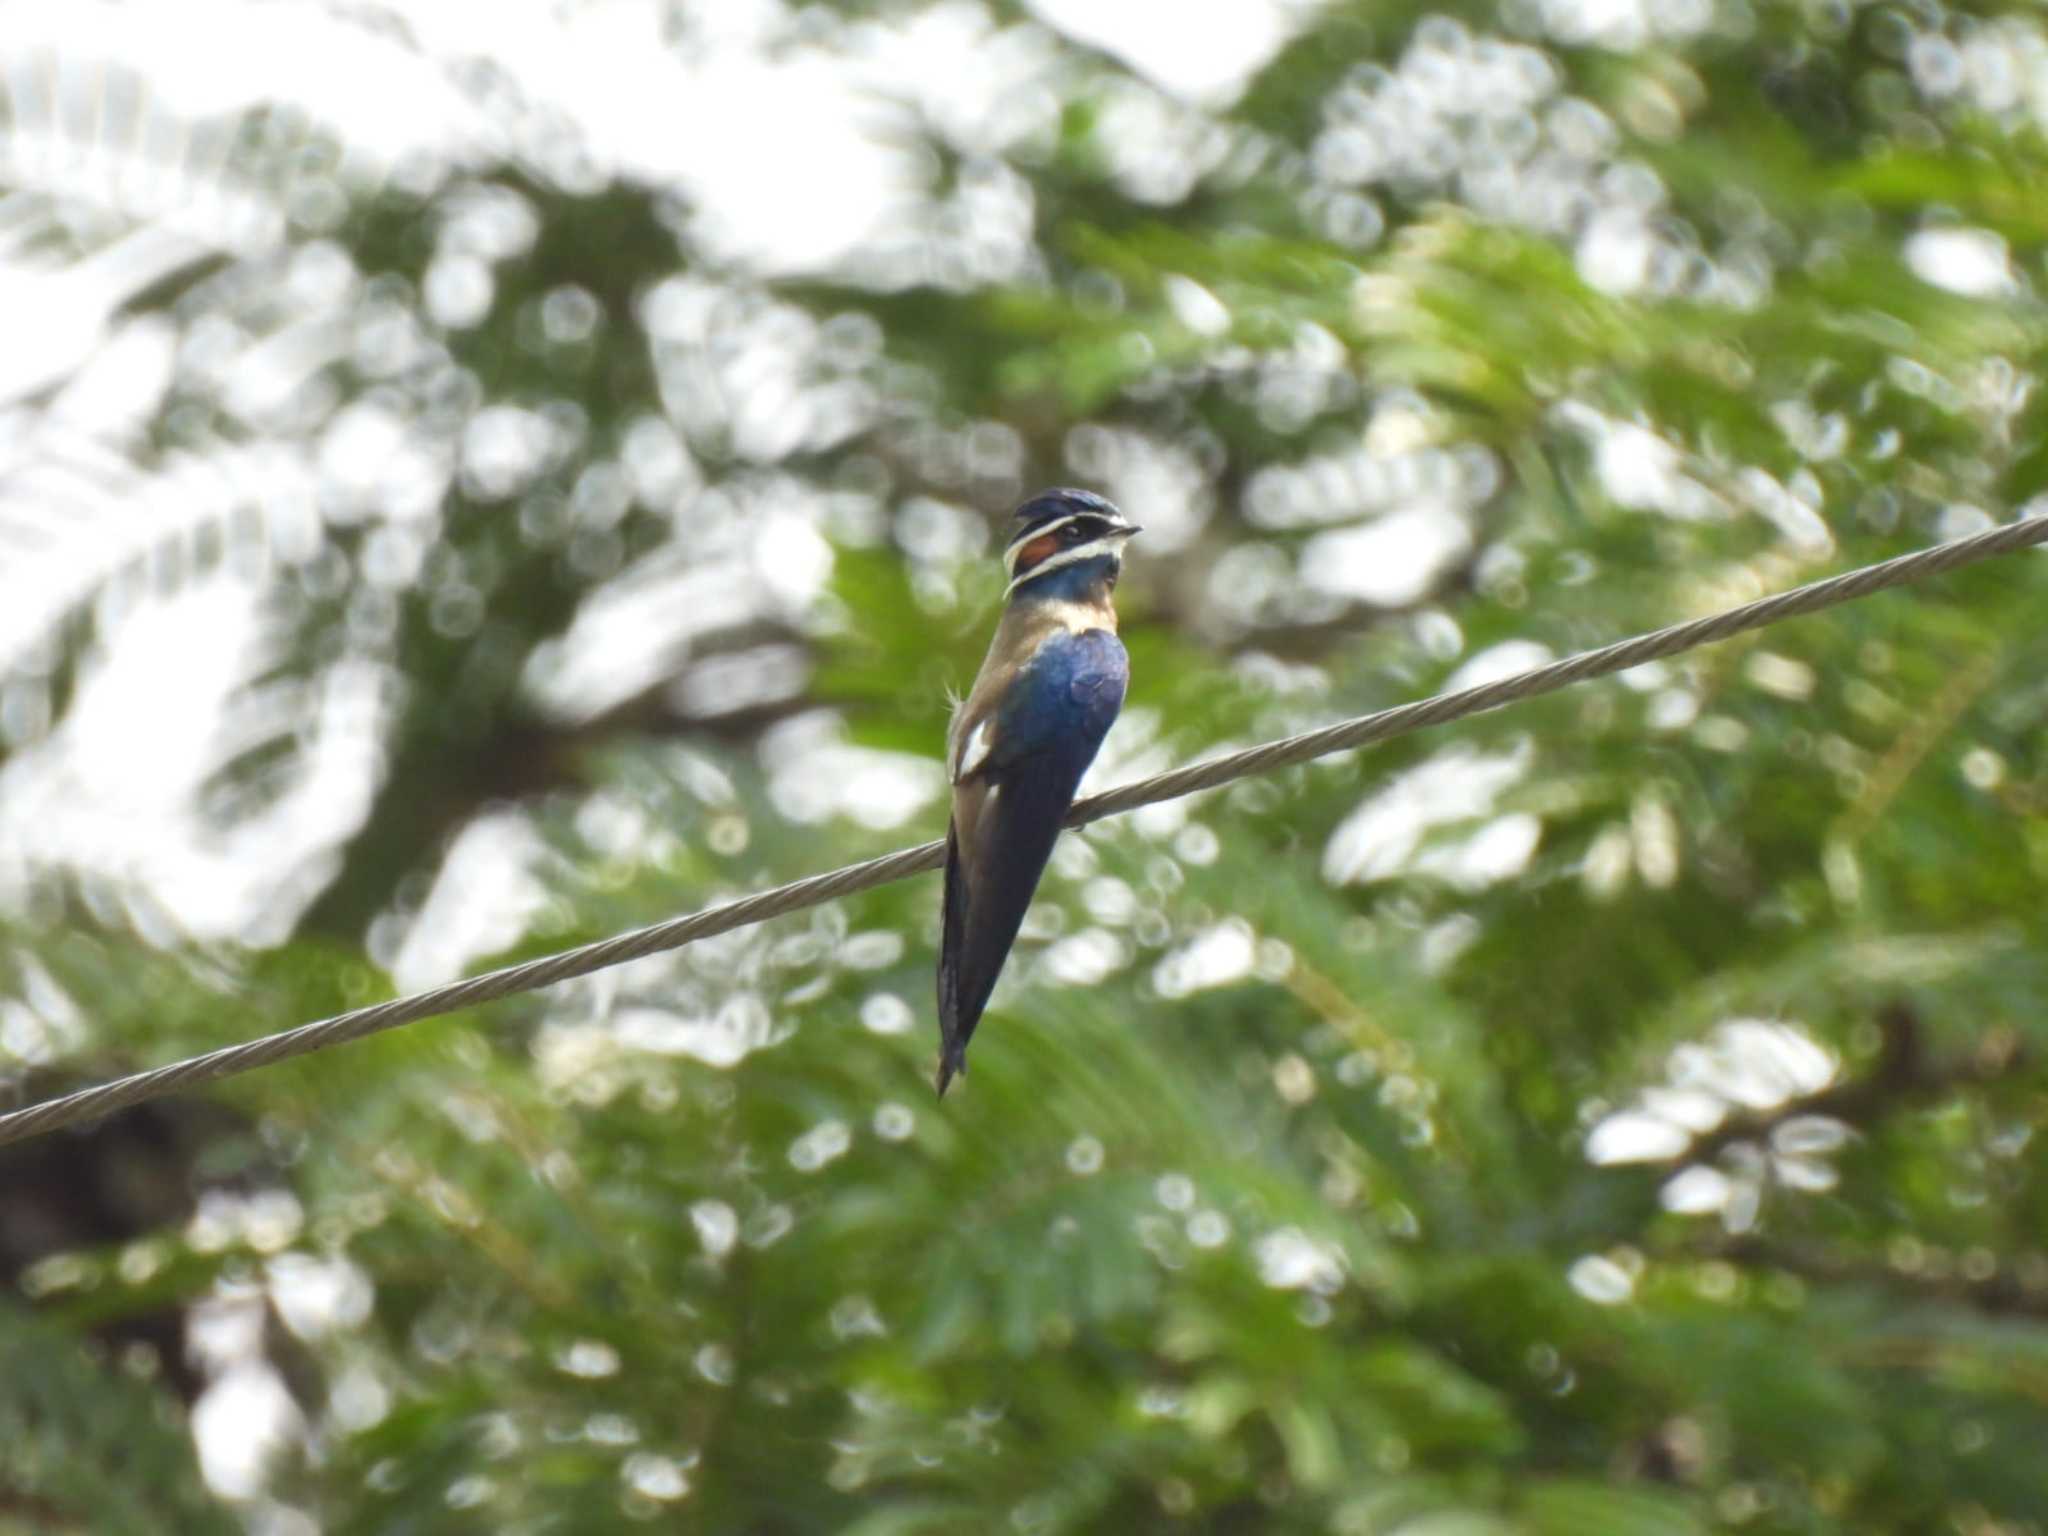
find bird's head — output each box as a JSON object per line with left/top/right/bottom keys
{"left": 1002, "top": 488, "right": 1141, "bottom": 603}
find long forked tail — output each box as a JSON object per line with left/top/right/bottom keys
{"left": 934, "top": 767, "right": 1077, "bottom": 1095}
{"left": 935, "top": 820, "right": 971, "bottom": 1096}
{"left": 935, "top": 1042, "right": 968, "bottom": 1097}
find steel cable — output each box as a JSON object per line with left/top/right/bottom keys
{"left": 3, "top": 511, "right": 2043, "bottom": 1147}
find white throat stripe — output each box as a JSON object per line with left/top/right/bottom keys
{"left": 1004, "top": 514, "right": 1128, "bottom": 578}
{"left": 1003, "top": 514, "right": 1083, "bottom": 577}
{"left": 1006, "top": 537, "right": 1122, "bottom": 595}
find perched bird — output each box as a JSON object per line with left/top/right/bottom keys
{"left": 936, "top": 488, "right": 1139, "bottom": 1094}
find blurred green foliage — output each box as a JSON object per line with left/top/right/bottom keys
{"left": 5, "top": 1, "right": 2048, "bottom": 1533}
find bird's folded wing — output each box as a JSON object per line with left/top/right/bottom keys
{"left": 938, "top": 631, "right": 1129, "bottom": 1051}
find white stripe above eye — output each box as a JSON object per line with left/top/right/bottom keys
{"left": 1005, "top": 535, "right": 1124, "bottom": 596}
{"left": 1006, "top": 512, "right": 1086, "bottom": 549}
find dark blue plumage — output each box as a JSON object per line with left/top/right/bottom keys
{"left": 936, "top": 489, "right": 1138, "bottom": 1094}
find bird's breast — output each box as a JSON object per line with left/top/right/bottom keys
{"left": 1033, "top": 597, "right": 1117, "bottom": 635}
{"left": 1016, "top": 628, "right": 1127, "bottom": 745}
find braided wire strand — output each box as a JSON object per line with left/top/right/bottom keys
{"left": 2, "top": 512, "right": 2043, "bottom": 1147}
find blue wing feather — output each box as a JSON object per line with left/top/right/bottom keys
{"left": 937, "top": 628, "right": 1127, "bottom": 1091}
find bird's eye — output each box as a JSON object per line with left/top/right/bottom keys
{"left": 1063, "top": 521, "right": 1094, "bottom": 543}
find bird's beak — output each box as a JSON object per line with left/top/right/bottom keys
{"left": 1115, "top": 523, "right": 1143, "bottom": 540}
